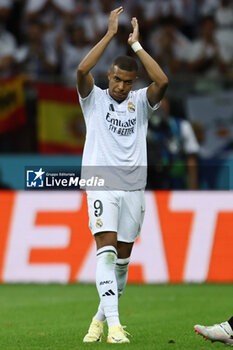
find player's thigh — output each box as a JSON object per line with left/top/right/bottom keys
{"left": 87, "top": 190, "right": 119, "bottom": 237}
{"left": 118, "top": 190, "right": 145, "bottom": 243}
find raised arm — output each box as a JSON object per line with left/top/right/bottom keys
{"left": 128, "top": 17, "right": 168, "bottom": 107}
{"left": 77, "top": 6, "right": 123, "bottom": 98}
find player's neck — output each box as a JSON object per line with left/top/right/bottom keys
{"left": 108, "top": 89, "right": 128, "bottom": 104}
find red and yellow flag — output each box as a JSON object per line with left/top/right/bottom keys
{"left": 35, "top": 83, "right": 85, "bottom": 154}
{"left": 0, "top": 76, "right": 26, "bottom": 133}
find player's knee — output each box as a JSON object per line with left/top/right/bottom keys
{"left": 95, "top": 231, "right": 117, "bottom": 250}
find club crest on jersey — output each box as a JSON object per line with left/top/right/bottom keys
{"left": 96, "top": 218, "right": 103, "bottom": 228}
{"left": 128, "top": 102, "right": 135, "bottom": 113}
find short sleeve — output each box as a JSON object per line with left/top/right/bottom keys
{"left": 135, "top": 87, "right": 161, "bottom": 123}
{"left": 77, "top": 85, "right": 103, "bottom": 121}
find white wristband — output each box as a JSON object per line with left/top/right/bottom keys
{"left": 131, "top": 41, "right": 143, "bottom": 53}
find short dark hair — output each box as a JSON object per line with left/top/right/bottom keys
{"left": 111, "top": 56, "right": 138, "bottom": 72}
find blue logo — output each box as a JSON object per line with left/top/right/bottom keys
{"left": 26, "top": 168, "right": 45, "bottom": 188}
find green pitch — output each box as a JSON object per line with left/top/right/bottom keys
{"left": 0, "top": 283, "right": 232, "bottom": 350}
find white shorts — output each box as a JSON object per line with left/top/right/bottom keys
{"left": 86, "top": 190, "right": 145, "bottom": 243}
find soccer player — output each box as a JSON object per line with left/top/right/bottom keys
{"left": 194, "top": 317, "right": 233, "bottom": 346}
{"left": 77, "top": 6, "right": 168, "bottom": 343}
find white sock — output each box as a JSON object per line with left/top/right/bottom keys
{"left": 95, "top": 246, "right": 120, "bottom": 328}
{"left": 94, "top": 302, "right": 105, "bottom": 322}
{"left": 115, "top": 257, "right": 130, "bottom": 297}
{"left": 94, "top": 257, "right": 130, "bottom": 322}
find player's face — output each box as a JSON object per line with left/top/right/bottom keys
{"left": 108, "top": 66, "right": 137, "bottom": 103}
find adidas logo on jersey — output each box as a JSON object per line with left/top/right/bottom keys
{"left": 102, "top": 289, "right": 115, "bottom": 297}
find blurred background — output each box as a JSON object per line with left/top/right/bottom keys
{"left": 1, "top": 0, "right": 233, "bottom": 190}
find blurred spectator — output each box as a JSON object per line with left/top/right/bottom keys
{"left": 0, "top": 0, "right": 13, "bottom": 15}
{"left": 0, "top": 3, "right": 17, "bottom": 78}
{"left": 91, "top": 0, "right": 115, "bottom": 39}
{"left": 139, "top": 0, "right": 184, "bottom": 22}
{"left": 74, "top": 0, "right": 91, "bottom": 15}
{"left": 187, "top": 16, "right": 230, "bottom": 77}
{"left": 24, "top": 0, "right": 75, "bottom": 49}
{"left": 5, "top": 0, "right": 26, "bottom": 44}
{"left": 147, "top": 97, "right": 199, "bottom": 190}
{"left": 0, "top": 0, "right": 232, "bottom": 168}
{"left": 91, "top": 0, "right": 129, "bottom": 40}
{"left": 72, "top": 0, "right": 97, "bottom": 43}
{"left": 198, "top": 0, "right": 220, "bottom": 16}
{"left": 25, "top": 0, "right": 75, "bottom": 18}
{"left": 138, "top": 0, "right": 198, "bottom": 39}
{"left": 215, "top": 0, "right": 233, "bottom": 30}
{"left": 15, "top": 21, "right": 58, "bottom": 79}
{"left": 179, "top": 0, "right": 199, "bottom": 39}
{"left": 214, "top": 0, "right": 233, "bottom": 52}
{"left": 56, "top": 23, "right": 91, "bottom": 83}
{"left": 149, "top": 16, "right": 191, "bottom": 76}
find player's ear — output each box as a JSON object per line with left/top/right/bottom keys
{"left": 107, "top": 71, "right": 111, "bottom": 81}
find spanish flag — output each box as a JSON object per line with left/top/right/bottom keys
{"left": 0, "top": 76, "right": 26, "bottom": 133}
{"left": 36, "top": 83, "right": 85, "bottom": 154}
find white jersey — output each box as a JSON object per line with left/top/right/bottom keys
{"left": 78, "top": 85, "right": 160, "bottom": 190}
